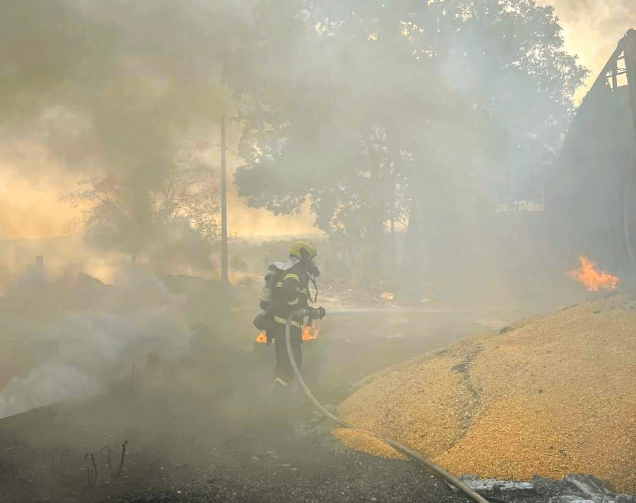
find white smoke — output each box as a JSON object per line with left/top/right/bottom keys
{"left": 0, "top": 273, "right": 196, "bottom": 418}
{"left": 0, "top": 364, "right": 102, "bottom": 418}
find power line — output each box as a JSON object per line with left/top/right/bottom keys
{"left": 181, "top": 136, "right": 239, "bottom": 157}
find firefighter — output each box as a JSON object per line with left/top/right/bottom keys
{"left": 268, "top": 240, "right": 325, "bottom": 389}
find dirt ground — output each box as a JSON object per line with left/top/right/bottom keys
{"left": 0, "top": 339, "right": 464, "bottom": 503}
{"left": 2, "top": 286, "right": 630, "bottom": 503}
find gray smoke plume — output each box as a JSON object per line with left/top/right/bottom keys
{"left": 0, "top": 0, "right": 264, "bottom": 182}
{"left": 0, "top": 271, "right": 196, "bottom": 418}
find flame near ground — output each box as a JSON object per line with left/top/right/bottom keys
{"left": 567, "top": 256, "right": 620, "bottom": 292}
{"left": 255, "top": 322, "right": 320, "bottom": 343}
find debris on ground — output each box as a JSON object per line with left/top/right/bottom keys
{"left": 319, "top": 276, "right": 399, "bottom": 308}
{"left": 464, "top": 474, "right": 636, "bottom": 503}
{"left": 334, "top": 294, "right": 636, "bottom": 493}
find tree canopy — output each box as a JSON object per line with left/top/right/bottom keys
{"left": 66, "top": 148, "right": 218, "bottom": 262}
{"left": 233, "top": 0, "right": 588, "bottom": 250}
{"left": 53, "top": 0, "right": 588, "bottom": 276}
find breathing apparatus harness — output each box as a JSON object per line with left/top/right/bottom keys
{"left": 253, "top": 256, "right": 319, "bottom": 335}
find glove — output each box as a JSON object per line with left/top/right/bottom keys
{"left": 309, "top": 307, "right": 326, "bottom": 320}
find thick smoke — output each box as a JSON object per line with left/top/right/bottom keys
{"left": 0, "top": 0, "right": 632, "bottom": 419}
{"left": 0, "top": 270, "right": 196, "bottom": 418}
{"left": 0, "top": 0, "right": 316, "bottom": 243}
{"left": 0, "top": 0, "right": 261, "bottom": 180}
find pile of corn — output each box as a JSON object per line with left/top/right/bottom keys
{"left": 333, "top": 294, "right": 636, "bottom": 493}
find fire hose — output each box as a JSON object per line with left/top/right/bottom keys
{"left": 284, "top": 310, "right": 491, "bottom": 503}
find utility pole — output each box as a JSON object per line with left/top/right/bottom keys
{"left": 390, "top": 211, "right": 396, "bottom": 272}
{"left": 390, "top": 178, "right": 397, "bottom": 273}
{"left": 221, "top": 116, "right": 229, "bottom": 283}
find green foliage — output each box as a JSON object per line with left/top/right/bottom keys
{"left": 66, "top": 148, "right": 219, "bottom": 257}
{"left": 233, "top": 0, "right": 588, "bottom": 240}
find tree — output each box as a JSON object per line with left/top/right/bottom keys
{"left": 232, "top": 0, "right": 587, "bottom": 283}
{"left": 233, "top": 2, "right": 429, "bottom": 281}
{"left": 66, "top": 148, "right": 219, "bottom": 263}
{"left": 407, "top": 0, "right": 587, "bottom": 202}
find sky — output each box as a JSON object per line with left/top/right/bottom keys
{"left": 538, "top": 0, "right": 636, "bottom": 100}
{"left": 0, "top": 131, "right": 316, "bottom": 241}
{"left": 0, "top": 0, "right": 634, "bottom": 241}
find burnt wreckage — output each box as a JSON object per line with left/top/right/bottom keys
{"left": 547, "top": 29, "right": 636, "bottom": 278}
{"left": 400, "top": 30, "right": 636, "bottom": 299}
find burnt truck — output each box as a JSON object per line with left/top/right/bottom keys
{"left": 546, "top": 29, "right": 636, "bottom": 279}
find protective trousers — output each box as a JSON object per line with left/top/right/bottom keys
{"left": 271, "top": 324, "right": 302, "bottom": 384}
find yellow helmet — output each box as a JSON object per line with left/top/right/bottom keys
{"left": 289, "top": 239, "right": 318, "bottom": 261}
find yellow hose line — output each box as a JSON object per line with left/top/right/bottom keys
{"left": 285, "top": 312, "right": 490, "bottom": 503}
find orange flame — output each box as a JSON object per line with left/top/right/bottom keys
{"left": 302, "top": 322, "right": 320, "bottom": 341}
{"left": 567, "top": 256, "right": 620, "bottom": 292}
{"left": 254, "top": 322, "right": 320, "bottom": 343}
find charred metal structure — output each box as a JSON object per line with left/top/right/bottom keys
{"left": 547, "top": 29, "right": 636, "bottom": 277}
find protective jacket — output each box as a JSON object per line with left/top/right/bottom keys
{"left": 270, "top": 259, "right": 311, "bottom": 332}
